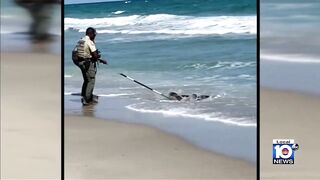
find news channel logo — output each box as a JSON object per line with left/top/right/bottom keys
{"left": 273, "top": 139, "right": 299, "bottom": 164}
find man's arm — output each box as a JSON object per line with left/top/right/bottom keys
{"left": 88, "top": 41, "right": 107, "bottom": 64}
{"left": 87, "top": 40, "right": 100, "bottom": 61}
{"left": 91, "top": 51, "right": 100, "bottom": 60}
{"left": 93, "top": 50, "right": 107, "bottom": 64}
{"left": 99, "top": 59, "right": 107, "bottom": 64}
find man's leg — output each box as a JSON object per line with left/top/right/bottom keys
{"left": 86, "top": 62, "right": 96, "bottom": 101}
{"left": 78, "top": 64, "right": 88, "bottom": 98}
{"left": 77, "top": 62, "right": 91, "bottom": 105}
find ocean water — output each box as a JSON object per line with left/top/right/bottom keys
{"left": 65, "top": 0, "right": 257, "bottom": 162}
{"left": 261, "top": 0, "right": 320, "bottom": 95}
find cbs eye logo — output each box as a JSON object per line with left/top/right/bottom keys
{"left": 273, "top": 139, "right": 299, "bottom": 164}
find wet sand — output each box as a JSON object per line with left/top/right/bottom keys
{"left": 65, "top": 115, "right": 256, "bottom": 179}
{"left": 260, "top": 89, "right": 320, "bottom": 179}
{"left": 0, "top": 53, "right": 61, "bottom": 179}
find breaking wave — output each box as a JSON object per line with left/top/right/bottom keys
{"left": 126, "top": 104, "right": 256, "bottom": 127}
{"left": 65, "top": 14, "right": 256, "bottom": 36}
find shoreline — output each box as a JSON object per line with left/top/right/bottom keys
{"left": 261, "top": 88, "right": 320, "bottom": 179}
{"left": 261, "top": 86, "right": 320, "bottom": 98}
{"left": 0, "top": 33, "right": 61, "bottom": 55}
{"left": 65, "top": 115, "right": 256, "bottom": 179}
{"left": 64, "top": 94, "right": 257, "bottom": 163}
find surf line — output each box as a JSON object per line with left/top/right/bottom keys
{"left": 119, "top": 73, "right": 171, "bottom": 100}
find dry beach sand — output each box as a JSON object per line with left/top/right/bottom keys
{"left": 260, "top": 89, "right": 320, "bottom": 180}
{"left": 0, "top": 53, "right": 61, "bottom": 179}
{"left": 65, "top": 115, "right": 256, "bottom": 179}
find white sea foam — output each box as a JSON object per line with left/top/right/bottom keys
{"left": 64, "top": 74, "right": 73, "bottom": 78}
{"left": 64, "top": 92, "right": 133, "bottom": 97}
{"left": 1, "top": 15, "right": 14, "bottom": 19}
{"left": 0, "top": 31, "right": 14, "bottom": 34}
{"left": 261, "top": 52, "right": 320, "bottom": 63}
{"left": 126, "top": 104, "right": 256, "bottom": 127}
{"left": 180, "top": 61, "right": 255, "bottom": 70}
{"left": 65, "top": 14, "right": 256, "bottom": 36}
{"left": 266, "top": 3, "right": 315, "bottom": 10}
{"left": 112, "top": 10, "right": 125, "bottom": 15}
{"left": 119, "top": 87, "right": 141, "bottom": 90}
{"left": 237, "top": 74, "right": 255, "bottom": 80}
{"left": 98, "top": 93, "right": 134, "bottom": 97}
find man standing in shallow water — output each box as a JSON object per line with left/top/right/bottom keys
{"left": 72, "top": 27, "right": 107, "bottom": 105}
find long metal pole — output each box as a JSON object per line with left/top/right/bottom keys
{"left": 119, "top": 73, "right": 171, "bottom": 100}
